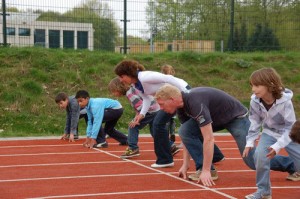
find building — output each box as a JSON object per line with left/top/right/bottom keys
{"left": 115, "top": 40, "right": 215, "bottom": 54}
{"left": 0, "top": 12, "right": 94, "bottom": 50}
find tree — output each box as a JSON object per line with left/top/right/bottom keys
{"left": 247, "top": 23, "right": 280, "bottom": 51}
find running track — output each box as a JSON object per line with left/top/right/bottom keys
{"left": 0, "top": 135, "right": 299, "bottom": 199}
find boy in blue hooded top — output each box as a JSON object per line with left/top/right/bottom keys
{"left": 75, "top": 90, "right": 127, "bottom": 148}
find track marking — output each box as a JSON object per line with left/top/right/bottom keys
{"left": 27, "top": 186, "right": 300, "bottom": 199}
{"left": 0, "top": 173, "right": 163, "bottom": 182}
{"left": 92, "top": 148, "right": 237, "bottom": 199}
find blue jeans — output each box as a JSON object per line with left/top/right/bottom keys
{"left": 179, "top": 117, "right": 295, "bottom": 173}
{"left": 253, "top": 133, "right": 300, "bottom": 196}
{"left": 128, "top": 112, "right": 157, "bottom": 150}
{"left": 152, "top": 110, "right": 174, "bottom": 164}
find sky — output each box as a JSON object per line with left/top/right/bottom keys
{"left": 7, "top": 0, "right": 150, "bottom": 38}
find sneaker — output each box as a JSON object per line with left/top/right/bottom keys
{"left": 245, "top": 193, "right": 272, "bottom": 199}
{"left": 286, "top": 171, "right": 300, "bottom": 181}
{"left": 120, "top": 148, "right": 140, "bottom": 159}
{"left": 188, "top": 169, "right": 218, "bottom": 181}
{"left": 171, "top": 144, "right": 180, "bottom": 156}
{"left": 93, "top": 142, "right": 108, "bottom": 148}
{"left": 74, "top": 135, "right": 79, "bottom": 140}
{"left": 151, "top": 162, "right": 174, "bottom": 168}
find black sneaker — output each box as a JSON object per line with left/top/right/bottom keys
{"left": 74, "top": 135, "right": 79, "bottom": 140}
{"left": 93, "top": 142, "right": 108, "bottom": 148}
{"left": 171, "top": 144, "right": 180, "bottom": 156}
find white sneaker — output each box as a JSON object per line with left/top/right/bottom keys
{"left": 93, "top": 142, "right": 108, "bottom": 148}
{"left": 151, "top": 162, "right": 174, "bottom": 168}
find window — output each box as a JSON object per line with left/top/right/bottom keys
{"left": 49, "top": 30, "right": 60, "bottom": 48}
{"left": 19, "top": 28, "right": 30, "bottom": 36}
{"left": 63, "top": 30, "right": 74, "bottom": 49}
{"left": 6, "top": 27, "right": 15, "bottom": 35}
{"left": 77, "top": 31, "right": 88, "bottom": 49}
{"left": 34, "top": 29, "right": 46, "bottom": 47}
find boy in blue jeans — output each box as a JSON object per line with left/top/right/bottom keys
{"left": 55, "top": 92, "right": 88, "bottom": 142}
{"left": 108, "top": 77, "right": 180, "bottom": 158}
{"left": 75, "top": 90, "right": 127, "bottom": 148}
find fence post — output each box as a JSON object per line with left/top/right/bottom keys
{"left": 229, "top": 0, "right": 234, "bottom": 51}
{"left": 1, "top": 0, "right": 7, "bottom": 46}
{"left": 123, "top": 0, "right": 127, "bottom": 54}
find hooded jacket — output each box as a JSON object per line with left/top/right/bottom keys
{"left": 246, "top": 88, "right": 296, "bottom": 154}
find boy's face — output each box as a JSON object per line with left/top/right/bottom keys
{"left": 57, "top": 99, "right": 68, "bottom": 110}
{"left": 77, "top": 97, "right": 89, "bottom": 108}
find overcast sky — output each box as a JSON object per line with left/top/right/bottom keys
{"left": 7, "top": 0, "right": 149, "bottom": 38}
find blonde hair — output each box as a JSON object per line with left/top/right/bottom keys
{"left": 161, "top": 64, "right": 175, "bottom": 75}
{"left": 250, "top": 67, "right": 284, "bottom": 99}
{"left": 155, "top": 84, "right": 181, "bottom": 100}
{"left": 108, "top": 77, "right": 130, "bottom": 96}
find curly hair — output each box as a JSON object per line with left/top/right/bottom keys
{"left": 250, "top": 67, "right": 285, "bottom": 99}
{"left": 114, "top": 60, "right": 145, "bottom": 79}
{"left": 290, "top": 120, "right": 300, "bottom": 144}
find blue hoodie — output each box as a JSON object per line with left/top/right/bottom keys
{"left": 246, "top": 88, "right": 296, "bottom": 153}
{"left": 85, "top": 98, "right": 122, "bottom": 139}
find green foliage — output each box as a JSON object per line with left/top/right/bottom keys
{"left": 1, "top": 47, "right": 300, "bottom": 137}
{"left": 248, "top": 24, "right": 280, "bottom": 51}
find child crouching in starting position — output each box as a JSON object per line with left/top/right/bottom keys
{"left": 75, "top": 90, "right": 127, "bottom": 148}
{"left": 55, "top": 92, "right": 88, "bottom": 142}
{"left": 243, "top": 67, "right": 300, "bottom": 199}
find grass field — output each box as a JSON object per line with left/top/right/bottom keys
{"left": 0, "top": 47, "right": 300, "bottom": 137}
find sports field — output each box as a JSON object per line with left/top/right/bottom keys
{"left": 0, "top": 135, "right": 299, "bottom": 199}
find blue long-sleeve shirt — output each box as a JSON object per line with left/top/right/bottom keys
{"left": 85, "top": 98, "right": 122, "bottom": 139}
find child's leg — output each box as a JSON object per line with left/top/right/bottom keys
{"left": 95, "top": 126, "right": 106, "bottom": 144}
{"left": 169, "top": 117, "right": 176, "bottom": 142}
{"left": 103, "top": 108, "right": 127, "bottom": 144}
{"left": 285, "top": 141, "right": 300, "bottom": 171}
{"left": 128, "top": 113, "right": 156, "bottom": 150}
{"left": 254, "top": 133, "right": 274, "bottom": 196}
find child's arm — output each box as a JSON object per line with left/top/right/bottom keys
{"left": 68, "top": 99, "right": 81, "bottom": 142}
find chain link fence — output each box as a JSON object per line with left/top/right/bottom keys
{"left": 1, "top": 0, "right": 299, "bottom": 53}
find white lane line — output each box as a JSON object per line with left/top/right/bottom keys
{"left": 27, "top": 186, "right": 300, "bottom": 199}
{"left": 90, "top": 148, "right": 237, "bottom": 199}
{"left": 27, "top": 189, "right": 220, "bottom": 199}
{"left": 0, "top": 148, "right": 241, "bottom": 157}
{"left": 0, "top": 151, "right": 98, "bottom": 157}
{"left": 0, "top": 173, "right": 163, "bottom": 183}
{"left": 0, "top": 158, "right": 245, "bottom": 168}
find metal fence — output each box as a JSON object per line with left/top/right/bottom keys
{"left": 1, "top": 0, "right": 299, "bottom": 53}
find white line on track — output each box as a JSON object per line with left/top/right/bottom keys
{"left": 27, "top": 186, "right": 300, "bottom": 199}
{"left": 0, "top": 158, "right": 245, "bottom": 168}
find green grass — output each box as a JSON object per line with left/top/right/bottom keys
{"left": 1, "top": 47, "right": 300, "bottom": 137}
